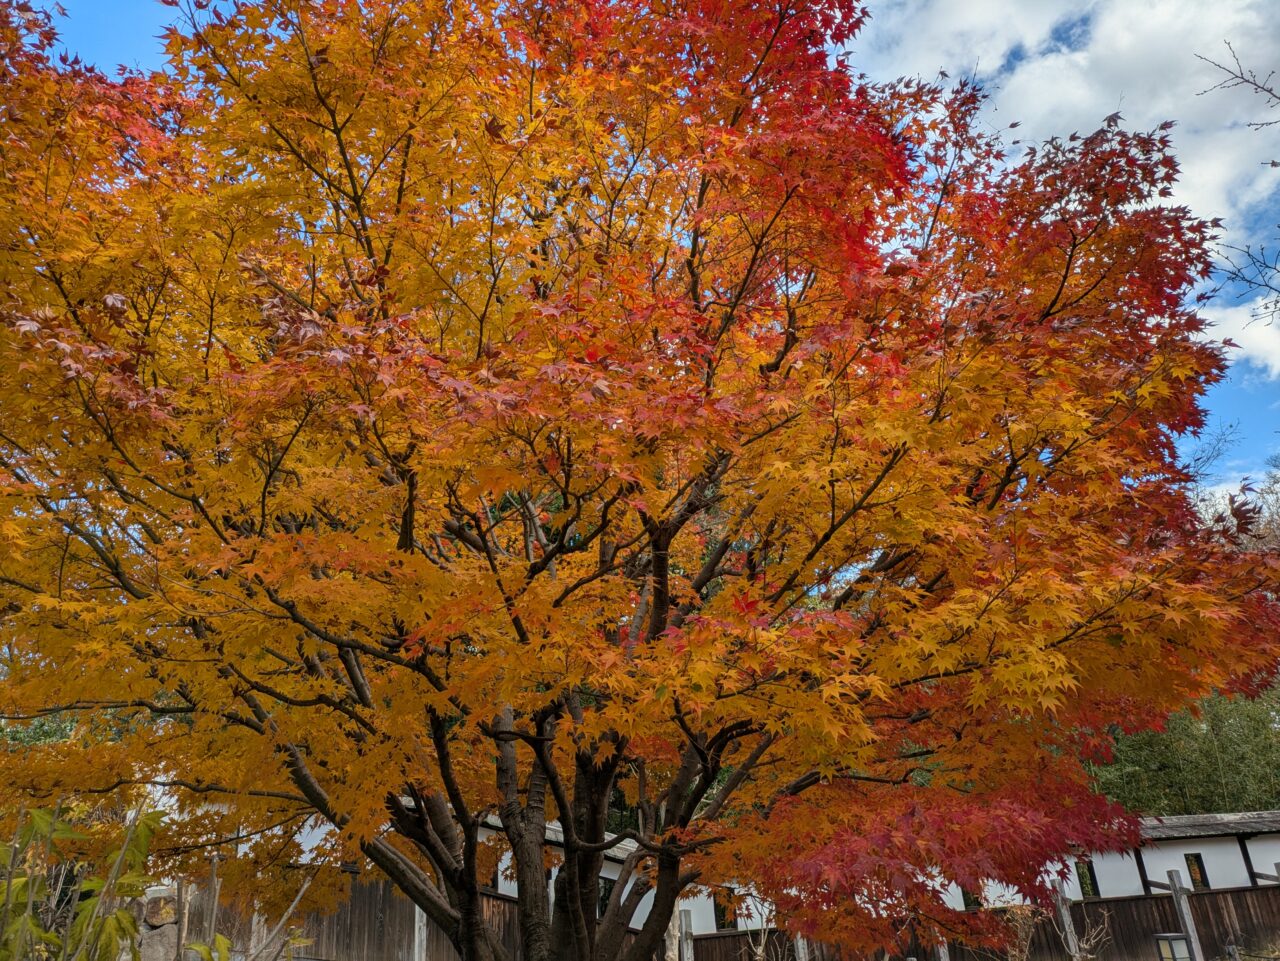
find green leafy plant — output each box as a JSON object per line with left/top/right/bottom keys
{"left": 0, "top": 808, "right": 161, "bottom": 961}
{"left": 188, "top": 932, "right": 233, "bottom": 961}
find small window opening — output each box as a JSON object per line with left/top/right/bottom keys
{"left": 713, "top": 888, "right": 738, "bottom": 931}
{"left": 1075, "top": 859, "right": 1100, "bottom": 899}
{"left": 1184, "top": 853, "right": 1209, "bottom": 890}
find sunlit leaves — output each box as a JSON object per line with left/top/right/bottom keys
{"left": 0, "top": 0, "right": 1277, "bottom": 956}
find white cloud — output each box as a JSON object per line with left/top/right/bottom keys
{"left": 855, "top": 0, "right": 1280, "bottom": 377}
{"left": 1202, "top": 299, "right": 1280, "bottom": 379}
{"left": 854, "top": 1, "right": 1093, "bottom": 81}
{"left": 988, "top": 0, "right": 1280, "bottom": 235}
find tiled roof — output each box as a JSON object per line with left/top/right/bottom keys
{"left": 1140, "top": 810, "right": 1280, "bottom": 840}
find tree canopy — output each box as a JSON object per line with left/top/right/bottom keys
{"left": 1094, "top": 462, "right": 1280, "bottom": 818}
{"left": 1095, "top": 681, "right": 1280, "bottom": 817}
{"left": 1, "top": 1, "right": 1278, "bottom": 958}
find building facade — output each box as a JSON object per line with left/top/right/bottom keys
{"left": 942, "top": 810, "right": 1280, "bottom": 912}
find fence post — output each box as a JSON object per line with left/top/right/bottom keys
{"left": 247, "top": 909, "right": 265, "bottom": 958}
{"left": 172, "top": 880, "right": 187, "bottom": 961}
{"left": 679, "top": 909, "right": 695, "bottom": 961}
{"left": 664, "top": 910, "right": 681, "bottom": 961}
{"left": 1167, "top": 870, "right": 1206, "bottom": 961}
{"left": 794, "top": 936, "right": 811, "bottom": 961}
{"left": 1054, "top": 879, "right": 1081, "bottom": 961}
{"left": 413, "top": 905, "right": 429, "bottom": 961}
{"left": 935, "top": 940, "right": 950, "bottom": 961}
{"left": 205, "top": 854, "right": 221, "bottom": 944}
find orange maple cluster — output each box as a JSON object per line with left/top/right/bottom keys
{"left": 0, "top": 0, "right": 1277, "bottom": 957}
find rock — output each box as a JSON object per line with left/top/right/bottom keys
{"left": 138, "top": 922, "right": 178, "bottom": 961}
{"left": 143, "top": 894, "right": 177, "bottom": 927}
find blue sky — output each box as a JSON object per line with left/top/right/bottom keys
{"left": 53, "top": 0, "right": 175, "bottom": 74}
{"left": 50, "top": 0, "right": 1280, "bottom": 491}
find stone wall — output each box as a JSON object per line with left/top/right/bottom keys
{"left": 136, "top": 888, "right": 182, "bottom": 961}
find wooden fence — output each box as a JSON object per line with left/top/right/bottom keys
{"left": 1069, "top": 884, "right": 1280, "bottom": 961}
{"left": 183, "top": 876, "right": 423, "bottom": 961}
{"left": 185, "top": 879, "right": 1280, "bottom": 961}
{"left": 948, "top": 884, "right": 1280, "bottom": 961}
{"left": 690, "top": 928, "right": 808, "bottom": 961}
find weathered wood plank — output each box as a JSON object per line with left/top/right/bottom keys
{"left": 178, "top": 879, "right": 1280, "bottom": 961}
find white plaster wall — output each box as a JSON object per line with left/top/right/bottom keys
{"left": 598, "top": 861, "right": 655, "bottom": 927}
{"left": 631, "top": 887, "right": 655, "bottom": 928}
{"left": 936, "top": 855, "right": 1145, "bottom": 905}
{"left": 516, "top": 852, "right": 720, "bottom": 933}
{"left": 895, "top": 839, "right": 1277, "bottom": 904}
{"left": 939, "top": 880, "right": 1022, "bottom": 911}
{"left": 937, "top": 881, "right": 1022, "bottom": 911}
{"left": 1139, "top": 837, "right": 1250, "bottom": 890}
{"left": 940, "top": 883, "right": 964, "bottom": 911}
{"left": 1054, "top": 861, "right": 1084, "bottom": 902}
{"left": 601, "top": 868, "right": 759, "bottom": 933}
{"left": 679, "top": 891, "right": 721, "bottom": 934}
{"left": 1244, "top": 835, "right": 1280, "bottom": 882}
{"left": 1090, "top": 851, "right": 1146, "bottom": 897}
{"left": 733, "top": 893, "right": 771, "bottom": 930}
{"left": 631, "top": 885, "right": 762, "bottom": 933}
{"left": 539, "top": 856, "right": 639, "bottom": 921}
{"left": 495, "top": 851, "right": 518, "bottom": 897}
{"left": 981, "top": 881, "right": 1029, "bottom": 907}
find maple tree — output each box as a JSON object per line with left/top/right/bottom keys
{"left": 1, "top": 1, "right": 1278, "bottom": 959}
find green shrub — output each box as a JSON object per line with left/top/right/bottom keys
{"left": 0, "top": 807, "right": 161, "bottom": 961}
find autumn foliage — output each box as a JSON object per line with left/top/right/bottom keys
{"left": 0, "top": 0, "right": 1277, "bottom": 959}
